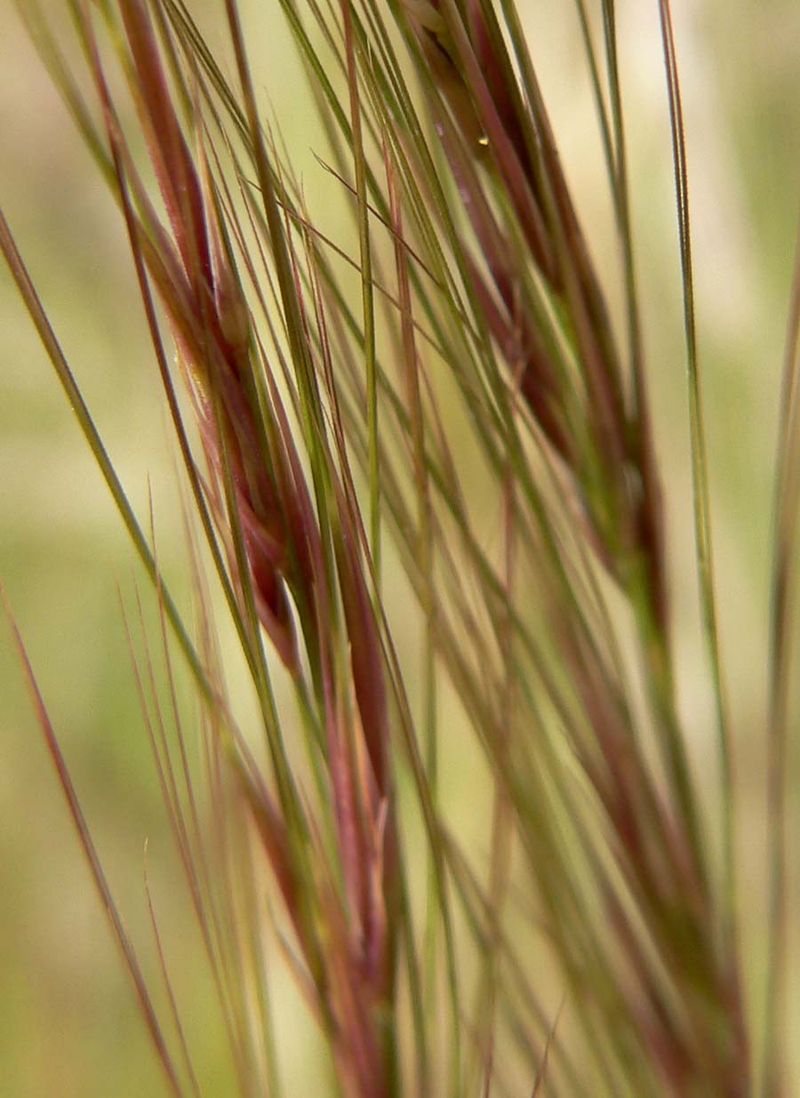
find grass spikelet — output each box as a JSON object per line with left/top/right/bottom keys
{"left": 2, "top": 0, "right": 798, "bottom": 1095}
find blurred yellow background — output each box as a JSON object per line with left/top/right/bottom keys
{"left": 1, "top": 1, "right": 798, "bottom": 1094}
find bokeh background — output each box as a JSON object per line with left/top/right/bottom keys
{"left": 1, "top": 1, "right": 798, "bottom": 1094}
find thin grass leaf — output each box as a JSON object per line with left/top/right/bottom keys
{"left": 763, "top": 209, "right": 800, "bottom": 1098}
{"left": 656, "top": 0, "right": 739, "bottom": 973}
{"left": 1, "top": 589, "right": 184, "bottom": 1098}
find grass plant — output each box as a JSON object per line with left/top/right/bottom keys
{"left": 1, "top": 1, "right": 798, "bottom": 1095}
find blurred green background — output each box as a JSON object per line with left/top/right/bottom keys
{"left": 1, "top": 1, "right": 798, "bottom": 1094}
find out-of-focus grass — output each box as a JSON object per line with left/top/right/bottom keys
{"left": 1, "top": 1, "right": 798, "bottom": 1094}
